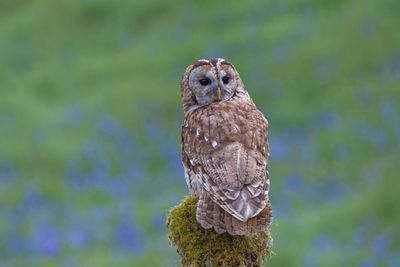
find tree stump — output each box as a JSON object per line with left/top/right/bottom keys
{"left": 167, "top": 196, "right": 273, "bottom": 266}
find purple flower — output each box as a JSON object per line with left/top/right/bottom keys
{"left": 96, "top": 115, "right": 122, "bottom": 137}
{"left": 115, "top": 221, "right": 145, "bottom": 253}
{"left": 380, "top": 99, "right": 397, "bottom": 119}
{"left": 152, "top": 213, "right": 166, "bottom": 231}
{"left": 273, "top": 200, "right": 292, "bottom": 218}
{"left": 106, "top": 179, "right": 129, "bottom": 197}
{"left": 32, "top": 221, "right": 62, "bottom": 257}
{"left": 372, "top": 232, "right": 391, "bottom": 257}
{"left": 311, "top": 111, "right": 342, "bottom": 132}
{"left": 124, "top": 163, "right": 146, "bottom": 182}
{"left": 327, "top": 181, "right": 347, "bottom": 204}
{"left": 313, "top": 234, "right": 335, "bottom": 252}
{"left": 372, "top": 131, "right": 389, "bottom": 150}
{"left": 269, "top": 135, "right": 288, "bottom": 161}
{"left": 67, "top": 224, "right": 90, "bottom": 250}
{"left": 21, "top": 186, "right": 42, "bottom": 213}
{"left": 116, "top": 130, "right": 136, "bottom": 155}
{"left": 283, "top": 124, "right": 305, "bottom": 143}
{"left": 284, "top": 175, "right": 303, "bottom": 192}
{"left": 146, "top": 120, "right": 164, "bottom": 140}
{"left": 8, "top": 235, "right": 25, "bottom": 255}
{"left": 360, "top": 258, "right": 375, "bottom": 267}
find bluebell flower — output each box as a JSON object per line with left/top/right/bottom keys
{"left": 115, "top": 221, "right": 145, "bottom": 253}
{"left": 313, "top": 234, "right": 335, "bottom": 252}
{"left": 66, "top": 224, "right": 90, "bottom": 250}
{"left": 372, "top": 232, "right": 391, "bottom": 257}
{"left": 269, "top": 135, "right": 288, "bottom": 161}
{"left": 284, "top": 175, "right": 304, "bottom": 192}
{"left": 359, "top": 258, "right": 375, "bottom": 267}
{"left": 31, "top": 221, "right": 62, "bottom": 257}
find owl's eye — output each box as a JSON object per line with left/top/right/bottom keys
{"left": 222, "top": 76, "right": 230, "bottom": 84}
{"left": 199, "top": 78, "right": 211, "bottom": 86}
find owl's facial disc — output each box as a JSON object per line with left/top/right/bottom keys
{"left": 188, "top": 62, "right": 237, "bottom": 106}
{"left": 188, "top": 65, "right": 220, "bottom": 106}
{"left": 217, "top": 63, "right": 237, "bottom": 101}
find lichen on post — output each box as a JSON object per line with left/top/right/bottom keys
{"left": 167, "top": 196, "right": 273, "bottom": 267}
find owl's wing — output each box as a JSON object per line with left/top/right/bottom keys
{"left": 200, "top": 142, "right": 269, "bottom": 222}
{"left": 182, "top": 107, "right": 269, "bottom": 222}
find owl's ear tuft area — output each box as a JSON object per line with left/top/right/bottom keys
{"left": 167, "top": 196, "right": 273, "bottom": 266}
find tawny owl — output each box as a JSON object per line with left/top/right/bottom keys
{"left": 180, "top": 58, "right": 272, "bottom": 236}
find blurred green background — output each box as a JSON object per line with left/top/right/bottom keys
{"left": 0, "top": 0, "right": 399, "bottom": 266}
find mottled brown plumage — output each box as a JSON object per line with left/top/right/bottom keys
{"left": 180, "top": 58, "right": 271, "bottom": 236}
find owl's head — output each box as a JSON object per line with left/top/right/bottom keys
{"left": 181, "top": 58, "right": 249, "bottom": 113}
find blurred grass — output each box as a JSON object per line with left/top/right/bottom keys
{"left": 0, "top": 0, "right": 399, "bottom": 266}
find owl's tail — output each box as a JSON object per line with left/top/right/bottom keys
{"left": 196, "top": 193, "right": 272, "bottom": 236}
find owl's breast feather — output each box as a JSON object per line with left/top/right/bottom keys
{"left": 183, "top": 99, "right": 268, "bottom": 160}
{"left": 205, "top": 102, "right": 261, "bottom": 146}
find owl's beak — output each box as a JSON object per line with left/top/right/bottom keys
{"left": 215, "top": 87, "right": 222, "bottom": 101}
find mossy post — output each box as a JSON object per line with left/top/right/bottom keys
{"left": 167, "top": 196, "right": 272, "bottom": 266}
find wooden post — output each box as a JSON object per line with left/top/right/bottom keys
{"left": 167, "top": 196, "right": 273, "bottom": 267}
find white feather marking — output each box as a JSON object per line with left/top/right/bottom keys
{"left": 243, "top": 204, "right": 252, "bottom": 220}
{"left": 231, "top": 126, "right": 239, "bottom": 134}
{"left": 236, "top": 198, "right": 244, "bottom": 211}
{"left": 246, "top": 186, "right": 255, "bottom": 195}
{"left": 252, "top": 188, "right": 261, "bottom": 197}
{"left": 241, "top": 190, "right": 251, "bottom": 202}
{"left": 182, "top": 164, "right": 194, "bottom": 193}
{"left": 190, "top": 159, "right": 195, "bottom": 166}
{"left": 252, "top": 180, "right": 261, "bottom": 187}
{"left": 204, "top": 136, "right": 209, "bottom": 142}
{"left": 187, "top": 104, "right": 200, "bottom": 113}
{"left": 228, "top": 193, "right": 240, "bottom": 201}
{"left": 185, "top": 122, "right": 189, "bottom": 127}
{"left": 215, "top": 58, "right": 225, "bottom": 72}
{"left": 212, "top": 141, "right": 218, "bottom": 148}
{"left": 236, "top": 145, "right": 241, "bottom": 172}
{"left": 196, "top": 128, "right": 200, "bottom": 137}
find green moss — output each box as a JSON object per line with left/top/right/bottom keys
{"left": 167, "top": 196, "right": 272, "bottom": 267}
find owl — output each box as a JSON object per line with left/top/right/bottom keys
{"left": 180, "top": 58, "right": 271, "bottom": 236}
